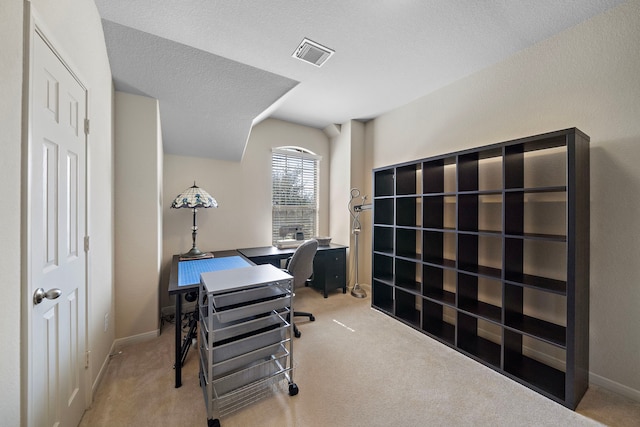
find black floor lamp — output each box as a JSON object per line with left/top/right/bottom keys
{"left": 171, "top": 182, "right": 218, "bottom": 259}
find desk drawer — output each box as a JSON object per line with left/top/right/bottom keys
{"left": 312, "top": 248, "right": 347, "bottom": 295}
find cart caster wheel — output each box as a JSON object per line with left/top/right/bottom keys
{"left": 208, "top": 419, "right": 220, "bottom": 427}
{"left": 289, "top": 383, "right": 299, "bottom": 396}
{"left": 310, "top": 315, "right": 315, "bottom": 321}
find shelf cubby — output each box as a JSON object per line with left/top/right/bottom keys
{"left": 423, "top": 230, "right": 456, "bottom": 268}
{"left": 395, "top": 258, "right": 421, "bottom": 293}
{"left": 396, "top": 228, "right": 421, "bottom": 260}
{"left": 504, "top": 138, "right": 566, "bottom": 190}
{"left": 423, "top": 195, "right": 456, "bottom": 230}
{"left": 395, "top": 289, "right": 421, "bottom": 328}
{"left": 505, "top": 190, "right": 567, "bottom": 239}
{"left": 457, "top": 273, "right": 501, "bottom": 323}
{"left": 422, "top": 299, "right": 455, "bottom": 346}
{"left": 373, "top": 226, "right": 394, "bottom": 255}
{"left": 459, "top": 193, "right": 503, "bottom": 233}
{"left": 504, "top": 329, "right": 566, "bottom": 401}
{"left": 371, "top": 128, "right": 589, "bottom": 409}
{"left": 423, "top": 156, "right": 456, "bottom": 194}
{"left": 457, "top": 312, "right": 502, "bottom": 368}
{"left": 458, "top": 148, "right": 502, "bottom": 192}
{"left": 373, "top": 253, "right": 394, "bottom": 284}
{"left": 374, "top": 169, "right": 395, "bottom": 197}
{"left": 422, "top": 264, "right": 456, "bottom": 306}
{"left": 477, "top": 154, "right": 503, "bottom": 192}
{"left": 374, "top": 198, "right": 394, "bottom": 225}
{"left": 372, "top": 280, "right": 394, "bottom": 313}
{"left": 523, "top": 146, "right": 567, "bottom": 189}
{"left": 396, "top": 197, "right": 421, "bottom": 227}
{"left": 457, "top": 233, "right": 502, "bottom": 279}
{"left": 478, "top": 193, "right": 503, "bottom": 233}
{"left": 396, "top": 163, "right": 422, "bottom": 195}
{"left": 504, "top": 238, "right": 567, "bottom": 291}
{"left": 457, "top": 194, "right": 478, "bottom": 232}
{"left": 423, "top": 195, "right": 444, "bottom": 229}
{"left": 504, "top": 283, "right": 567, "bottom": 347}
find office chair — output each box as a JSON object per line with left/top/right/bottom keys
{"left": 284, "top": 239, "right": 318, "bottom": 338}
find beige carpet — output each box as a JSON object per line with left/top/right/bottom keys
{"left": 80, "top": 286, "right": 640, "bottom": 427}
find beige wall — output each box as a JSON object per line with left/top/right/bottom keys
{"left": 365, "top": 0, "right": 640, "bottom": 399}
{"left": 349, "top": 121, "right": 368, "bottom": 289}
{"left": 0, "top": 0, "right": 114, "bottom": 423}
{"left": 329, "top": 120, "right": 368, "bottom": 288}
{"left": 329, "top": 122, "right": 351, "bottom": 246}
{"left": 0, "top": 1, "right": 25, "bottom": 424}
{"left": 114, "top": 92, "right": 162, "bottom": 341}
{"left": 160, "top": 118, "right": 330, "bottom": 311}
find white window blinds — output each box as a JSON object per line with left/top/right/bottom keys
{"left": 272, "top": 147, "right": 320, "bottom": 243}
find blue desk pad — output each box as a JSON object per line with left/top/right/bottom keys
{"left": 178, "top": 256, "right": 252, "bottom": 286}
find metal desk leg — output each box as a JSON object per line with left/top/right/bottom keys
{"left": 174, "top": 294, "right": 182, "bottom": 388}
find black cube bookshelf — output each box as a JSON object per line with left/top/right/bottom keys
{"left": 370, "top": 128, "right": 589, "bottom": 409}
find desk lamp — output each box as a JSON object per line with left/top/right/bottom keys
{"left": 171, "top": 182, "right": 218, "bottom": 259}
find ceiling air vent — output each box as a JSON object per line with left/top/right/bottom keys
{"left": 292, "top": 38, "right": 334, "bottom": 67}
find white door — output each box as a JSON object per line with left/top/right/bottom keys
{"left": 27, "top": 29, "right": 87, "bottom": 427}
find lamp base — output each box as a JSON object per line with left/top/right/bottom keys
{"left": 351, "top": 283, "right": 367, "bottom": 298}
{"left": 180, "top": 247, "right": 214, "bottom": 260}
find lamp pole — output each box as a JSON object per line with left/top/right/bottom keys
{"left": 349, "top": 188, "right": 369, "bottom": 298}
{"left": 351, "top": 223, "right": 366, "bottom": 298}
{"left": 186, "top": 207, "right": 204, "bottom": 257}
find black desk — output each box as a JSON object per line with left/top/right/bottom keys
{"left": 167, "top": 250, "right": 253, "bottom": 388}
{"left": 238, "top": 243, "right": 348, "bottom": 298}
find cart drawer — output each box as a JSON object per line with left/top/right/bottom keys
{"left": 212, "top": 343, "right": 286, "bottom": 377}
{"left": 213, "top": 294, "right": 290, "bottom": 323}
{"left": 212, "top": 354, "right": 288, "bottom": 397}
{"left": 211, "top": 283, "right": 289, "bottom": 308}
{"left": 211, "top": 322, "right": 287, "bottom": 363}
{"left": 200, "top": 310, "right": 288, "bottom": 341}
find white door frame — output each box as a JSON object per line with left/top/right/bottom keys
{"left": 22, "top": 4, "right": 91, "bottom": 425}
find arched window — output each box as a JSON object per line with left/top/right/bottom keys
{"left": 271, "top": 146, "right": 321, "bottom": 243}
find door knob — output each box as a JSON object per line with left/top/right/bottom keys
{"left": 33, "top": 287, "right": 62, "bottom": 305}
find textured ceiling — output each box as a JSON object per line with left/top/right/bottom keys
{"left": 95, "top": 0, "right": 625, "bottom": 161}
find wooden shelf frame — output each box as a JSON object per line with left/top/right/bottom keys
{"left": 370, "top": 128, "right": 589, "bottom": 409}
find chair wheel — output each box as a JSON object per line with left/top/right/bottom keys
{"left": 294, "top": 329, "right": 301, "bottom": 338}
{"left": 310, "top": 315, "right": 315, "bottom": 321}
{"left": 289, "top": 383, "right": 299, "bottom": 396}
{"left": 208, "top": 419, "right": 220, "bottom": 427}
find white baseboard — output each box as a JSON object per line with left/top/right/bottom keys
{"left": 114, "top": 329, "right": 160, "bottom": 352}
{"left": 590, "top": 371, "right": 640, "bottom": 402}
{"left": 91, "top": 340, "right": 116, "bottom": 399}
{"left": 88, "top": 330, "right": 159, "bottom": 405}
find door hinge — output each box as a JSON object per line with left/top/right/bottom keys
{"left": 85, "top": 350, "right": 91, "bottom": 369}
{"left": 84, "top": 118, "right": 90, "bottom": 135}
{"left": 84, "top": 236, "right": 90, "bottom": 252}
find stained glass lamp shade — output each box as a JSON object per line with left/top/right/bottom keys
{"left": 171, "top": 182, "right": 218, "bottom": 258}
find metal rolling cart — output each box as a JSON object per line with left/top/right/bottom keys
{"left": 198, "top": 264, "right": 299, "bottom": 427}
